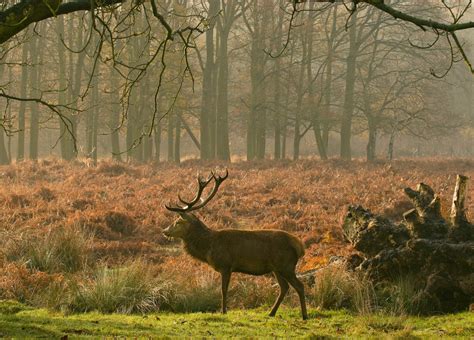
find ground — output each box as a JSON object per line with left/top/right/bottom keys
{"left": 0, "top": 301, "right": 473, "bottom": 338}
{"left": 1, "top": 158, "right": 473, "bottom": 337}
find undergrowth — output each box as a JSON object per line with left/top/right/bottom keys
{"left": 0, "top": 159, "right": 473, "bottom": 316}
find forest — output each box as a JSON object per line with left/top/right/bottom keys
{"left": 0, "top": 0, "right": 473, "bottom": 337}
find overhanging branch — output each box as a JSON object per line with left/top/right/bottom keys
{"left": 0, "top": 0, "right": 123, "bottom": 44}
{"left": 360, "top": 0, "right": 474, "bottom": 32}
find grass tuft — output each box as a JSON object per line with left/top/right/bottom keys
{"left": 104, "top": 211, "right": 136, "bottom": 235}
{"left": 312, "top": 264, "right": 376, "bottom": 314}
{"left": 4, "top": 226, "right": 92, "bottom": 273}
{"left": 69, "top": 261, "right": 157, "bottom": 314}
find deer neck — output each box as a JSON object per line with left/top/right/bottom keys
{"left": 182, "top": 221, "right": 213, "bottom": 263}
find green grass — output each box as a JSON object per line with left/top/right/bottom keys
{"left": 0, "top": 300, "right": 472, "bottom": 338}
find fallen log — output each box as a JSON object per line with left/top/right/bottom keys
{"left": 342, "top": 174, "right": 474, "bottom": 313}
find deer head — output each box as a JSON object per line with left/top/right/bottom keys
{"left": 163, "top": 169, "right": 228, "bottom": 239}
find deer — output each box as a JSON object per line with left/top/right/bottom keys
{"left": 163, "top": 170, "right": 308, "bottom": 320}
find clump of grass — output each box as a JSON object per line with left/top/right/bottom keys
{"left": 71, "top": 199, "right": 93, "bottom": 211}
{"left": 361, "top": 314, "right": 409, "bottom": 334}
{"left": 0, "top": 300, "right": 32, "bottom": 315}
{"left": 378, "top": 274, "right": 425, "bottom": 315}
{"left": 104, "top": 211, "right": 136, "bottom": 235}
{"left": 312, "top": 266, "right": 431, "bottom": 316}
{"left": 8, "top": 194, "right": 30, "bottom": 208}
{"left": 32, "top": 277, "right": 71, "bottom": 311}
{"left": 165, "top": 271, "right": 221, "bottom": 313}
{"left": 35, "top": 187, "right": 55, "bottom": 202}
{"left": 4, "top": 226, "right": 92, "bottom": 273}
{"left": 69, "top": 261, "right": 157, "bottom": 314}
{"left": 230, "top": 276, "right": 276, "bottom": 309}
{"left": 312, "top": 264, "right": 376, "bottom": 314}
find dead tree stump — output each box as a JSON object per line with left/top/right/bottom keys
{"left": 342, "top": 175, "right": 474, "bottom": 313}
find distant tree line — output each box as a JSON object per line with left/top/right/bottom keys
{"left": 0, "top": 0, "right": 473, "bottom": 164}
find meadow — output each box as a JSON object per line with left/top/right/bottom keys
{"left": 0, "top": 158, "right": 473, "bottom": 337}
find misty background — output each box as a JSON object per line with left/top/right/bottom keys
{"left": 0, "top": 0, "right": 473, "bottom": 164}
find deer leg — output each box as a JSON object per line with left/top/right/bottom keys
{"left": 221, "top": 270, "right": 232, "bottom": 314}
{"left": 269, "top": 272, "right": 289, "bottom": 317}
{"left": 282, "top": 272, "right": 308, "bottom": 320}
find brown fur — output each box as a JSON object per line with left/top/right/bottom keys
{"left": 163, "top": 213, "right": 308, "bottom": 320}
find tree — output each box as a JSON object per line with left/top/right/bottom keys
{"left": 200, "top": 0, "right": 219, "bottom": 160}
{"left": 0, "top": 0, "right": 473, "bottom": 163}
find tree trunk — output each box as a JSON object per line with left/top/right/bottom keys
{"left": 167, "top": 113, "right": 174, "bottom": 162}
{"left": 200, "top": 0, "right": 218, "bottom": 160}
{"left": 154, "top": 121, "right": 161, "bottom": 162}
{"left": 0, "top": 54, "right": 9, "bottom": 164}
{"left": 29, "top": 28, "right": 43, "bottom": 160}
{"left": 109, "top": 65, "right": 122, "bottom": 161}
{"left": 17, "top": 36, "right": 29, "bottom": 162}
{"left": 216, "top": 28, "right": 231, "bottom": 161}
{"left": 272, "top": 3, "right": 284, "bottom": 160}
{"left": 126, "top": 114, "right": 134, "bottom": 161}
{"left": 66, "top": 16, "right": 86, "bottom": 160}
{"left": 57, "top": 16, "right": 71, "bottom": 160}
{"left": 86, "top": 59, "right": 99, "bottom": 165}
{"left": 126, "top": 34, "right": 143, "bottom": 162}
{"left": 322, "top": 5, "right": 338, "bottom": 152}
{"left": 273, "top": 58, "right": 281, "bottom": 159}
{"left": 0, "top": 131, "right": 9, "bottom": 165}
{"left": 215, "top": 0, "right": 238, "bottom": 162}
{"left": 174, "top": 114, "right": 181, "bottom": 163}
{"left": 246, "top": 0, "right": 269, "bottom": 161}
{"left": 340, "top": 12, "right": 357, "bottom": 161}
{"left": 293, "top": 36, "right": 306, "bottom": 161}
{"left": 366, "top": 115, "right": 377, "bottom": 162}
{"left": 305, "top": 6, "right": 327, "bottom": 161}
{"left": 6, "top": 66, "right": 12, "bottom": 162}
{"left": 388, "top": 130, "right": 395, "bottom": 161}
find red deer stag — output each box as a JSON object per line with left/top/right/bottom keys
{"left": 163, "top": 170, "right": 308, "bottom": 320}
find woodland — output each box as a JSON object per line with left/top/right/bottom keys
{"left": 0, "top": 0, "right": 473, "bottom": 163}
{"left": 0, "top": 0, "right": 473, "bottom": 337}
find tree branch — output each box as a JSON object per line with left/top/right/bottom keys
{"left": 0, "top": 0, "right": 123, "bottom": 44}
{"left": 360, "top": 0, "right": 474, "bottom": 32}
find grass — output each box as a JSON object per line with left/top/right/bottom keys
{"left": 0, "top": 159, "right": 473, "bottom": 335}
{"left": 0, "top": 300, "right": 472, "bottom": 338}
{"left": 3, "top": 226, "right": 92, "bottom": 273}
{"left": 312, "top": 264, "right": 376, "bottom": 314}
{"left": 68, "top": 261, "right": 157, "bottom": 314}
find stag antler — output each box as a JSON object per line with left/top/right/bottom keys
{"left": 165, "top": 169, "right": 229, "bottom": 213}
